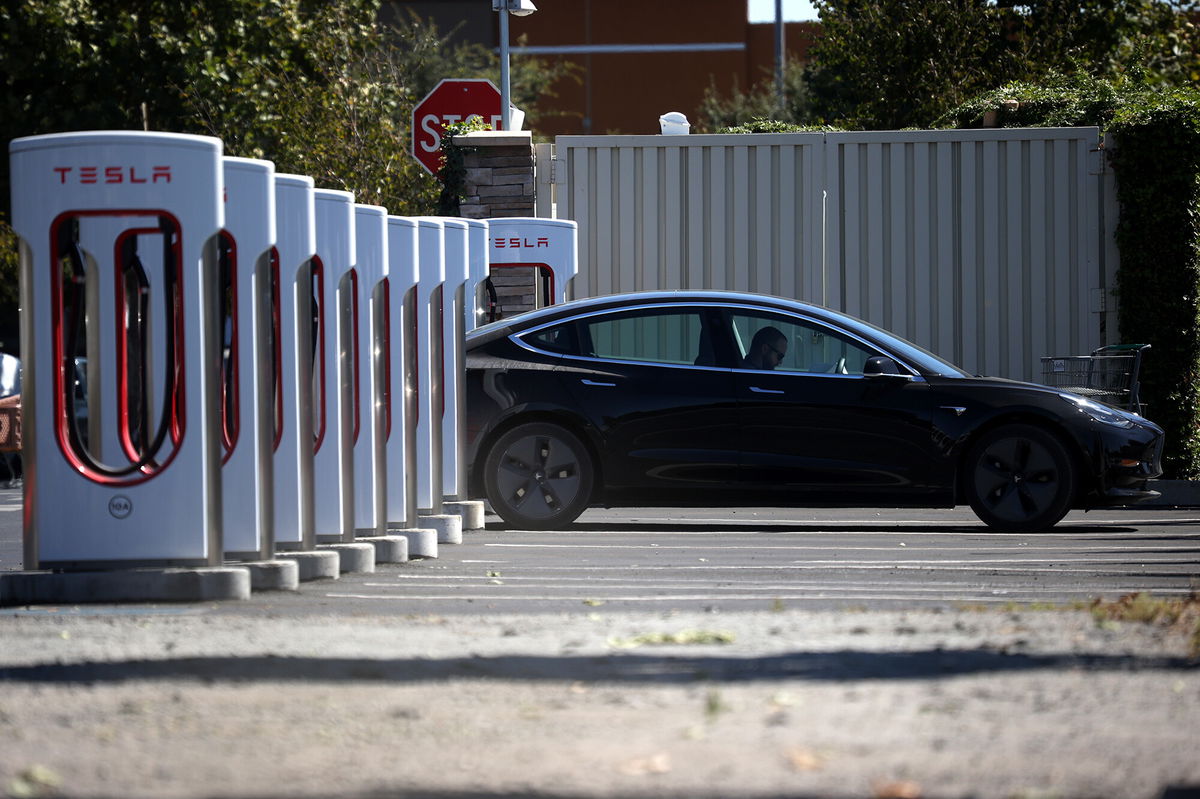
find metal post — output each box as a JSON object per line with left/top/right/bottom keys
{"left": 499, "top": 7, "right": 511, "bottom": 131}
{"left": 775, "top": 0, "right": 785, "bottom": 114}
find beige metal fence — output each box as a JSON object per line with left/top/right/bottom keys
{"left": 548, "top": 128, "right": 1117, "bottom": 382}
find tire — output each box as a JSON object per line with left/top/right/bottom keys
{"left": 965, "top": 423, "right": 1076, "bottom": 533}
{"left": 483, "top": 421, "right": 594, "bottom": 529}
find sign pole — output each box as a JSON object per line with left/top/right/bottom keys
{"left": 499, "top": 9, "right": 511, "bottom": 131}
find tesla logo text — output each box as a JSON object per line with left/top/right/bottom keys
{"left": 53, "top": 166, "right": 172, "bottom": 185}
{"left": 493, "top": 237, "right": 549, "bottom": 249}
{"left": 108, "top": 495, "right": 133, "bottom": 519}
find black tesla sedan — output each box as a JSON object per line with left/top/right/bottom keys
{"left": 464, "top": 291, "right": 1163, "bottom": 532}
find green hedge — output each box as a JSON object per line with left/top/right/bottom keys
{"left": 714, "top": 118, "right": 838, "bottom": 135}
{"left": 940, "top": 77, "right": 1200, "bottom": 477}
{"left": 1109, "top": 96, "right": 1200, "bottom": 477}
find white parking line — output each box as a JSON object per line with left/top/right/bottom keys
{"left": 495, "top": 530, "right": 1200, "bottom": 540}
{"left": 575, "top": 517, "right": 1200, "bottom": 529}
{"left": 354, "top": 581, "right": 1172, "bottom": 595}
{"left": 414, "top": 563, "right": 1197, "bottom": 575}
{"left": 325, "top": 589, "right": 1198, "bottom": 602}
{"left": 480, "top": 544, "right": 1199, "bottom": 561}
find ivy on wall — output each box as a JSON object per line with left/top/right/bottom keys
{"left": 1109, "top": 96, "right": 1200, "bottom": 477}
{"left": 940, "top": 75, "right": 1200, "bottom": 478}
{"left": 435, "top": 117, "right": 492, "bottom": 216}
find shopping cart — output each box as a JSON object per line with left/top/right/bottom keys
{"left": 1040, "top": 344, "right": 1150, "bottom": 415}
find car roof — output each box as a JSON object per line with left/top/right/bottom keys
{"left": 474, "top": 290, "right": 830, "bottom": 333}
{"left": 469, "top": 289, "right": 974, "bottom": 378}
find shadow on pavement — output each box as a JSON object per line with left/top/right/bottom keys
{"left": 31, "top": 787, "right": 1200, "bottom": 799}
{"left": 2, "top": 647, "right": 1195, "bottom": 685}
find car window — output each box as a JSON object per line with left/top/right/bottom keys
{"left": 523, "top": 323, "right": 581, "bottom": 356}
{"left": 584, "top": 309, "right": 707, "bottom": 366}
{"left": 730, "top": 311, "right": 880, "bottom": 374}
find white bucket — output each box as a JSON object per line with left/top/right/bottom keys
{"left": 659, "top": 111, "right": 690, "bottom": 135}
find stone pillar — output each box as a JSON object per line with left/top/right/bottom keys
{"left": 453, "top": 130, "right": 540, "bottom": 318}
{"left": 453, "top": 130, "right": 535, "bottom": 219}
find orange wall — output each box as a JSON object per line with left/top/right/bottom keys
{"left": 387, "top": 2, "right": 823, "bottom": 138}
{"left": 509, "top": 0, "right": 750, "bottom": 136}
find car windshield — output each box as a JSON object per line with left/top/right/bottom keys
{"left": 819, "top": 309, "right": 970, "bottom": 377}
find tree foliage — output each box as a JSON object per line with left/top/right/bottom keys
{"left": 696, "top": 59, "right": 818, "bottom": 132}
{"left": 808, "top": 0, "right": 1004, "bottom": 129}
{"left": 179, "top": 2, "right": 436, "bottom": 211}
{"left": 0, "top": 0, "right": 572, "bottom": 347}
{"left": 700, "top": 0, "right": 1200, "bottom": 131}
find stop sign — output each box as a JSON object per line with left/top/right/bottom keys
{"left": 411, "top": 79, "right": 503, "bottom": 176}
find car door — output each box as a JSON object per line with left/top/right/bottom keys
{"left": 543, "top": 304, "right": 741, "bottom": 500}
{"left": 725, "top": 307, "right": 946, "bottom": 503}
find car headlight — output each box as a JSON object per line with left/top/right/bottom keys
{"left": 1058, "top": 392, "right": 1137, "bottom": 428}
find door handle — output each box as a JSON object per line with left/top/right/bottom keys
{"left": 581, "top": 379, "right": 617, "bottom": 387}
{"left": 749, "top": 385, "right": 785, "bottom": 394}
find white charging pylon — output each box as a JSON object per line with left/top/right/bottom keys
{"left": 352, "top": 204, "right": 388, "bottom": 537}
{"left": 487, "top": 217, "right": 579, "bottom": 307}
{"left": 440, "top": 219, "right": 469, "bottom": 503}
{"left": 465, "top": 219, "right": 490, "bottom": 332}
{"left": 414, "top": 218, "right": 445, "bottom": 515}
{"left": 384, "top": 216, "right": 419, "bottom": 529}
{"left": 220, "top": 157, "right": 276, "bottom": 560}
{"left": 272, "top": 174, "right": 317, "bottom": 552}
{"left": 311, "top": 189, "right": 356, "bottom": 543}
{"left": 10, "top": 131, "right": 224, "bottom": 568}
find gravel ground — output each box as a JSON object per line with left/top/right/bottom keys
{"left": 0, "top": 606, "right": 1198, "bottom": 799}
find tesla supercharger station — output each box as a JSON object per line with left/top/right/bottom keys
{"left": 487, "top": 217, "right": 579, "bottom": 309}
{"left": 220, "top": 157, "right": 276, "bottom": 561}
{"left": 465, "top": 219, "right": 489, "bottom": 333}
{"left": 383, "top": 217, "right": 419, "bottom": 530}
{"left": 272, "top": 174, "right": 316, "bottom": 553}
{"left": 10, "top": 131, "right": 224, "bottom": 568}
{"left": 414, "top": 218, "right": 445, "bottom": 516}
{"left": 440, "top": 219, "right": 469, "bottom": 503}
{"left": 352, "top": 204, "right": 387, "bottom": 537}
{"left": 311, "top": 189, "right": 356, "bottom": 543}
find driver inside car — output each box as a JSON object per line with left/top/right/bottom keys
{"left": 741, "top": 326, "right": 788, "bottom": 370}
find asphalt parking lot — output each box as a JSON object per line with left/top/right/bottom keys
{"left": 289, "top": 505, "right": 1200, "bottom": 617}
{"left": 2, "top": 487, "right": 1200, "bottom": 615}
{"left": 2, "top": 487, "right": 1199, "bottom": 799}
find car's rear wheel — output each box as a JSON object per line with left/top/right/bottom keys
{"left": 483, "top": 421, "right": 594, "bottom": 529}
{"left": 965, "top": 423, "right": 1076, "bottom": 533}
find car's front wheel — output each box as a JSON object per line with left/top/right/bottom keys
{"left": 965, "top": 423, "right": 1076, "bottom": 533}
{"left": 483, "top": 421, "right": 594, "bottom": 529}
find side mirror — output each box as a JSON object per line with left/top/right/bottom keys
{"left": 863, "top": 356, "right": 910, "bottom": 379}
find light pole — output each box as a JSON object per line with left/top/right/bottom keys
{"left": 775, "top": 0, "right": 785, "bottom": 114}
{"left": 493, "top": 0, "right": 537, "bottom": 131}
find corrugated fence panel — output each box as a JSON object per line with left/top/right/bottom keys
{"left": 556, "top": 127, "right": 1106, "bottom": 382}
{"left": 559, "top": 133, "right": 826, "bottom": 300}
{"left": 822, "top": 129, "right": 1103, "bottom": 382}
